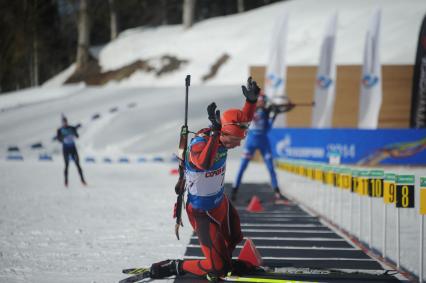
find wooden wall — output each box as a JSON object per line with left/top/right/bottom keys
{"left": 250, "top": 65, "right": 413, "bottom": 128}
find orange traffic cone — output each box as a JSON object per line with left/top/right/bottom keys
{"left": 238, "top": 238, "right": 263, "bottom": 266}
{"left": 246, "top": 195, "right": 264, "bottom": 212}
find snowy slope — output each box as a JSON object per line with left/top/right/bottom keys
{"left": 0, "top": 85, "right": 250, "bottom": 160}
{"left": 92, "top": 0, "right": 426, "bottom": 87}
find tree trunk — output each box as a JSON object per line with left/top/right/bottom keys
{"left": 32, "top": 34, "right": 39, "bottom": 86}
{"left": 28, "top": 0, "right": 39, "bottom": 87}
{"left": 237, "top": 0, "right": 245, "bottom": 13}
{"left": 183, "top": 0, "right": 195, "bottom": 29}
{"left": 76, "top": 0, "right": 90, "bottom": 71}
{"left": 108, "top": 0, "right": 118, "bottom": 40}
{"left": 161, "top": 0, "right": 168, "bottom": 25}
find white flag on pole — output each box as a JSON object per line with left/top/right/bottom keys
{"left": 264, "top": 11, "right": 288, "bottom": 127}
{"left": 358, "top": 9, "right": 382, "bottom": 129}
{"left": 311, "top": 13, "right": 338, "bottom": 128}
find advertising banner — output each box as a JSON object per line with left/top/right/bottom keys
{"left": 410, "top": 14, "right": 426, "bottom": 128}
{"left": 269, "top": 128, "right": 426, "bottom": 165}
{"left": 311, "top": 13, "right": 338, "bottom": 128}
{"left": 358, "top": 9, "right": 382, "bottom": 129}
{"left": 265, "top": 10, "right": 289, "bottom": 126}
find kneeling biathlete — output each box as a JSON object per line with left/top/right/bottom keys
{"left": 149, "top": 77, "right": 260, "bottom": 282}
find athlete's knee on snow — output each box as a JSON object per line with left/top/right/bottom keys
{"left": 205, "top": 258, "right": 231, "bottom": 278}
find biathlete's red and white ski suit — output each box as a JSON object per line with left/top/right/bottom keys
{"left": 181, "top": 100, "right": 256, "bottom": 278}
{"left": 149, "top": 77, "right": 261, "bottom": 281}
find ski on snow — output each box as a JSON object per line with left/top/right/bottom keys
{"left": 119, "top": 268, "right": 151, "bottom": 283}
{"left": 120, "top": 267, "right": 317, "bottom": 283}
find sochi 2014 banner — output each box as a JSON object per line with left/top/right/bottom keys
{"left": 264, "top": 10, "right": 288, "bottom": 127}
{"left": 268, "top": 128, "right": 426, "bottom": 165}
{"left": 358, "top": 9, "right": 382, "bottom": 129}
{"left": 410, "top": 13, "right": 426, "bottom": 128}
{"left": 311, "top": 13, "right": 338, "bottom": 128}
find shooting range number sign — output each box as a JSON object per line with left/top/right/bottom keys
{"left": 420, "top": 177, "right": 426, "bottom": 215}
{"left": 396, "top": 175, "right": 415, "bottom": 208}
{"left": 333, "top": 167, "right": 341, "bottom": 188}
{"left": 383, "top": 173, "right": 396, "bottom": 204}
{"left": 339, "top": 168, "right": 352, "bottom": 190}
{"left": 314, "top": 165, "right": 323, "bottom": 182}
{"left": 322, "top": 166, "right": 334, "bottom": 186}
{"left": 369, "top": 170, "right": 384, "bottom": 197}
{"left": 351, "top": 170, "right": 359, "bottom": 193}
{"left": 358, "top": 171, "right": 370, "bottom": 196}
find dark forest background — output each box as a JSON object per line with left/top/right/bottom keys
{"left": 0, "top": 0, "right": 284, "bottom": 94}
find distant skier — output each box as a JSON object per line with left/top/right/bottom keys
{"left": 56, "top": 114, "right": 86, "bottom": 187}
{"left": 231, "top": 92, "right": 294, "bottom": 201}
{"left": 148, "top": 77, "right": 260, "bottom": 282}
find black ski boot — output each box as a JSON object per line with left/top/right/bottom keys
{"left": 274, "top": 187, "right": 287, "bottom": 201}
{"left": 231, "top": 259, "right": 259, "bottom": 276}
{"left": 150, "top": 259, "right": 185, "bottom": 278}
{"left": 206, "top": 273, "right": 220, "bottom": 282}
{"left": 231, "top": 187, "right": 239, "bottom": 201}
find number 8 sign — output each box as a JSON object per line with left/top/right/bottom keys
{"left": 396, "top": 175, "right": 415, "bottom": 208}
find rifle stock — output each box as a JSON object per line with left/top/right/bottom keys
{"left": 174, "top": 75, "right": 190, "bottom": 240}
{"left": 174, "top": 125, "right": 187, "bottom": 240}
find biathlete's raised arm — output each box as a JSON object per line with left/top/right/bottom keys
{"left": 189, "top": 77, "right": 260, "bottom": 170}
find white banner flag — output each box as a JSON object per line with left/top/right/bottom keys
{"left": 358, "top": 9, "right": 382, "bottom": 129}
{"left": 311, "top": 13, "right": 338, "bottom": 128}
{"left": 264, "top": 11, "right": 288, "bottom": 127}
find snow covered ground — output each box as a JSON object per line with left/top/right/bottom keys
{"left": 0, "top": 160, "right": 190, "bottom": 283}
{"left": 0, "top": 158, "right": 273, "bottom": 283}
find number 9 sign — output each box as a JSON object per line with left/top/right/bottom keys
{"left": 383, "top": 173, "right": 396, "bottom": 204}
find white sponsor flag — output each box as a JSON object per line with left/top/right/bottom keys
{"left": 358, "top": 9, "right": 382, "bottom": 129}
{"left": 264, "top": 11, "right": 289, "bottom": 127}
{"left": 311, "top": 13, "right": 338, "bottom": 128}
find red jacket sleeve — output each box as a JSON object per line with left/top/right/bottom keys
{"left": 188, "top": 100, "right": 256, "bottom": 170}
{"left": 242, "top": 100, "right": 256, "bottom": 122}
{"left": 189, "top": 134, "right": 220, "bottom": 170}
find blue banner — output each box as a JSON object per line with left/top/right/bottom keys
{"left": 268, "top": 128, "right": 426, "bottom": 165}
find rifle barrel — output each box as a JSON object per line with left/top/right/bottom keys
{"left": 294, "top": 102, "right": 315, "bottom": 107}
{"left": 184, "top": 75, "right": 190, "bottom": 126}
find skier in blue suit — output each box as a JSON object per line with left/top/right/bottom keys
{"left": 56, "top": 114, "right": 86, "bottom": 187}
{"left": 231, "top": 93, "right": 294, "bottom": 201}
